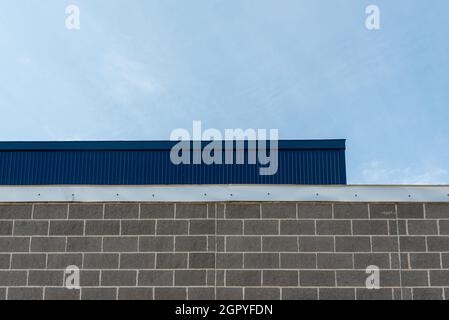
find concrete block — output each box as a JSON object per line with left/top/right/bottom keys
{"left": 300, "top": 271, "right": 335, "bottom": 287}
{"left": 244, "top": 253, "right": 279, "bottom": 269}
{"left": 140, "top": 203, "right": 174, "bottom": 219}
{"left": 138, "top": 270, "right": 173, "bottom": 286}
{"left": 245, "top": 288, "right": 280, "bottom": 300}
{"left": 399, "top": 236, "right": 426, "bottom": 252}
{"left": 118, "top": 288, "right": 153, "bottom": 300}
{"left": 319, "top": 288, "right": 355, "bottom": 300}
{"left": 298, "top": 236, "right": 334, "bottom": 252}
{"left": 316, "top": 220, "right": 351, "bottom": 235}
{"left": 11, "top": 254, "right": 46, "bottom": 269}
{"left": 157, "top": 220, "right": 188, "bottom": 235}
{"left": 121, "top": 220, "right": 155, "bottom": 235}
{"left": 317, "top": 253, "right": 353, "bottom": 269}
{"left": 426, "top": 204, "right": 449, "bottom": 219}
{"left": 85, "top": 220, "right": 120, "bottom": 235}
{"left": 401, "top": 271, "right": 429, "bottom": 287}
{"left": 262, "top": 236, "right": 297, "bottom": 252}
{"left": 13, "top": 220, "right": 48, "bottom": 235}
{"left": 371, "top": 237, "right": 399, "bottom": 252}
{"left": 335, "top": 237, "right": 371, "bottom": 252}
{"left": 427, "top": 236, "right": 449, "bottom": 251}
{"left": 189, "top": 253, "right": 215, "bottom": 268}
{"left": 282, "top": 288, "right": 317, "bottom": 300}
{"left": 280, "top": 220, "right": 315, "bottom": 235}
{"left": 139, "top": 236, "right": 174, "bottom": 252}
{"left": 353, "top": 220, "right": 389, "bottom": 235}
{"left": 263, "top": 270, "right": 298, "bottom": 286}
{"left": 50, "top": 220, "right": 84, "bottom": 236}
{"left": 175, "top": 236, "right": 207, "bottom": 252}
{"left": 409, "top": 253, "right": 441, "bottom": 269}
{"left": 47, "top": 253, "right": 82, "bottom": 269}
{"left": 0, "top": 204, "right": 32, "bottom": 219}
{"left": 429, "top": 270, "right": 449, "bottom": 287}
{"left": 217, "top": 220, "right": 243, "bottom": 235}
{"left": 156, "top": 253, "right": 187, "bottom": 269}
{"left": 104, "top": 203, "right": 139, "bottom": 219}
{"left": 413, "top": 288, "right": 443, "bottom": 300}
{"left": 120, "top": 253, "right": 155, "bottom": 269}
{"left": 380, "top": 270, "right": 401, "bottom": 287}
{"left": 188, "top": 288, "right": 215, "bottom": 300}
{"left": 102, "top": 237, "right": 138, "bottom": 252}
{"left": 175, "top": 270, "right": 207, "bottom": 286}
{"left": 334, "top": 203, "right": 368, "bottom": 219}
{"left": 227, "top": 236, "right": 261, "bottom": 252}
{"left": 176, "top": 203, "right": 207, "bottom": 219}
{"left": 407, "top": 220, "right": 438, "bottom": 235}
{"left": 226, "top": 204, "right": 260, "bottom": 219}
{"left": 353, "top": 253, "right": 390, "bottom": 269}
{"left": 0, "top": 237, "right": 30, "bottom": 252}
{"left": 336, "top": 270, "right": 366, "bottom": 287}
{"left": 0, "top": 271, "right": 27, "bottom": 286}
{"left": 280, "top": 253, "right": 316, "bottom": 269}
{"left": 216, "top": 288, "right": 243, "bottom": 300}
{"left": 44, "top": 288, "right": 80, "bottom": 300}
{"left": 438, "top": 220, "right": 449, "bottom": 235}
{"left": 397, "top": 203, "right": 424, "bottom": 219}
{"left": 31, "top": 237, "right": 64, "bottom": 252}
{"left": 297, "top": 204, "right": 332, "bottom": 219}
{"left": 189, "top": 220, "right": 215, "bottom": 235}
{"left": 207, "top": 270, "right": 215, "bottom": 286}
{"left": 369, "top": 204, "right": 396, "bottom": 219}
{"left": 154, "top": 288, "right": 186, "bottom": 300}
{"left": 81, "top": 288, "right": 117, "bottom": 300}
{"left": 0, "top": 221, "right": 13, "bottom": 235}
{"left": 216, "top": 253, "right": 243, "bottom": 269}
{"left": 8, "top": 288, "right": 43, "bottom": 300}
{"left": 67, "top": 237, "right": 102, "bottom": 252}
{"left": 0, "top": 254, "right": 10, "bottom": 269}
{"left": 216, "top": 204, "right": 225, "bottom": 219}
{"left": 84, "top": 253, "right": 119, "bottom": 269}
{"left": 69, "top": 204, "right": 103, "bottom": 219}
{"left": 34, "top": 204, "right": 67, "bottom": 219}
{"left": 80, "top": 270, "right": 100, "bottom": 286}
{"left": 262, "top": 203, "right": 296, "bottom": 219}
{"left": 28, "top": 270, "right": 63, "bottom": 286}
{"left": 226, "top": 270, "right": 261, "bottom": 286}
{"left": 101, "top": 270, "right": 137, "bottom": 286}
{"left": 356, "top": 288, "right": 393, "bottom": 300}
{"left": 216, "top": 270, "right": 224, "bottom": 286}
{"left": 207, "top": 235, "right": 215, "bottom": 252}
{"left": 442, "top": 253, "right": 449, "bottom": 268}
{"left": 244, "top": 220, "right": 278, "bottom": 235}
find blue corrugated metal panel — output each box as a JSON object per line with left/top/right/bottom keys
{"left": 0, "top": 140, "right": 346, "bottom": 185}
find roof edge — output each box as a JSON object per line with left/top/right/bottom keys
{"left": 0, "top": 139, "right": 345, "bottom": 151}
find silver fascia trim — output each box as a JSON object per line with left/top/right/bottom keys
{"left": 0, "top": 185, "right": 448, "bottom": 202}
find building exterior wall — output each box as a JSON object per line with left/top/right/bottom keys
{"left": 0, "top": 201, "right": 449, "bottom": 300}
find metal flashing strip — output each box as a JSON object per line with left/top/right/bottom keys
{"left": 0, "top": 185, "right": 448, "bottom": 203}
{"left": 0, "top": 139, "right": 345, "bottom": 151}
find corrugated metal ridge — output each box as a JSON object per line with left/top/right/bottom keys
{"left": 0, "top": 139, "right": 346, "bottom": 151}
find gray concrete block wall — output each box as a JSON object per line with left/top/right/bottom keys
{"left": 0, "top": 202, "right": 448, "bottom": 300}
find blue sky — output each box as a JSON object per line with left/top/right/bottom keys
{"left": 0, "top": 1, "right": 448, "bottom": 184}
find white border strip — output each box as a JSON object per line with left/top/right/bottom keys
{"left": 0, "top": 185, "right": 448, "bottom": 202}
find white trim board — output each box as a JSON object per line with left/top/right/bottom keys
{"left": 0, "top": 185, "right": 448, "bottom": 202}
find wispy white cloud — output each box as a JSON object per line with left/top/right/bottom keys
{"left": 359, "top": 160, "right": 449, "bottom": 185}
{"left": 102, "top": 53, "right": 163, "bottom": 101}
